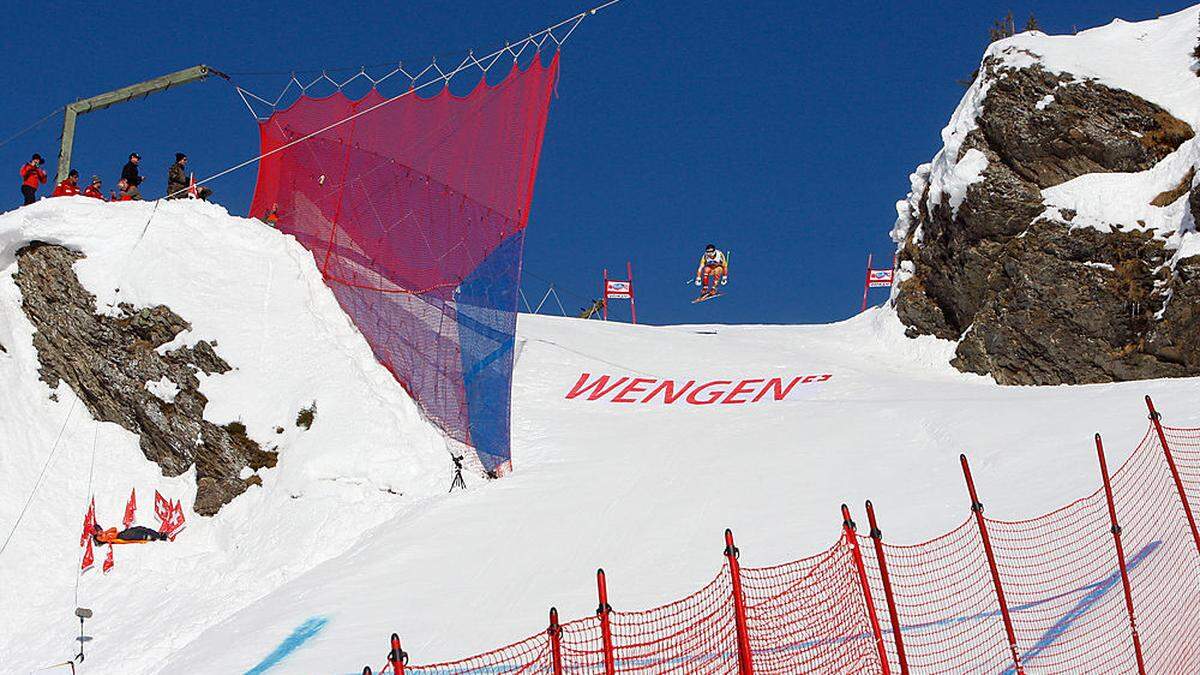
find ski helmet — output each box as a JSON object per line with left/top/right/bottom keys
{"left": 705, "top": 244, "right": 716, "bottom": 252}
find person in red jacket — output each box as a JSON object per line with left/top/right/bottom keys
{"left": 20, "top": 153, "right": 47, "bottom": 205}
{"left": 52, "top": 169, "right": 81, "bottom": 197}
{"left": 82, "top": 175, "right": 105, "bottom": 200}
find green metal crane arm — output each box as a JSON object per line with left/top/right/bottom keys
{"left": 57, "top": 64, "right": 227, "bottom": 183}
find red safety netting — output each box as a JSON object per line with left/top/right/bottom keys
{"left": 406, "top": 631, "right": 552, "bottom": 674}
{"left": 605, "top": 568, "right": 738, "bottom": 672}
{"left": 373, "top": 419, "right": 1200, "bottom": 673}
{"left": 861, "top": 519, "right": 1011, "bottom": 673}
{"left": 1130, "top": 426, "right": 1200, "bottom": 670}
{"left": 250, "top": 53, "right": 560, "bottom": 473}
{"left": 740, "top": 534, "right": 880, "bottom": 672}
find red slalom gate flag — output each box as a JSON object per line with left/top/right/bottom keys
{"left": 102, "top": 546, "right": 114, "bottom": 574}
{"left": 81, "top": 538, "right": 94, "bottom": 572}
{"left": 80, "top": 498, "right": 96, "bottom": 548}
{"left": 187, "top": 174, "right": 199, "bottom": 199}
{"left": 122, "top": 488, "right": 137, "bottom": 529}
{"left": 154, "top": 490, "right": 171, "bottom": 526}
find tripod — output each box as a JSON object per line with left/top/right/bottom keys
{"left": 449, "top": 455, "right": 467, "bottom": 492}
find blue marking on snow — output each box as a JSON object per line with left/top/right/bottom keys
{"left": 1001, "top": 540, "right": 1159, "bottom": 674}
{"left": 245, "top": 616, "right": 329, "bottom": 675}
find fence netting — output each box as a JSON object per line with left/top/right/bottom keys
{"left": 381, "top": 421, "right": 1200, "bottom": 673}
{"left": 250, "top": 53, "right": 560, "bottom": 474}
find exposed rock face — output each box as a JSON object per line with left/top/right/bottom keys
{"left": 14, "top": 242, "right": 275, "bottom": 514}
{"left": 895, "top": 59, "right": 1200, "bottom": 385}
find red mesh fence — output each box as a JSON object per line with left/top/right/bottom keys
{"left": 740, "top": 534, "right": 880, "bottom": 672}
{"left": 860, "top": 519, "right": 1011, "bottom": 673}
{"left": 365, "top": 415, "right": 1200, "bottom": 673}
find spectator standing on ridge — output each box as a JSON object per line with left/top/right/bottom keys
{"left": 167, "top": 153, "right": 212, "bottom": 201}
{"left": 121, "top": 152, "right": 143, "bottom": 190}
{"left": 112, "top": 178, "right": 142, "bottom": 201}
{"left": 19, "top": 153, "right": 47, "bottom": 205}
{"left": 52, "top": 169, "right": 81, "bottom": 197}
{"left": 82, "top": 175, "right": 105, "bottom": 200}
{"left": 260, "top": 203, "right": 279, "bottom": 227}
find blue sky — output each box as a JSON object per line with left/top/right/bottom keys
{"left": 1, "top": 1, "right": 1190, "bottom": 325}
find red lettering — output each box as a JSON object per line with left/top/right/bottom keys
{"left": 752, "top": 377, "right": 804, "bottom": 402}
{"left": 816, "top": 374, "right": 832, "bottom": 382}
{"left": 612, "top": 377, "right": 656, "bottom": 403}
{"left": 565, "top": 373, "right": 630, "bottom": 401}
{"left": 642, "top": 379, "right": 696, "bottom": 404}
{"left": 721, "top": 378, "right": 764, "bottom": 404}
{"left": 801, "top": 375, "right": 816, "bottom": 384}
{"left": 687, "top": 380, "right": 732, "bottom": 405}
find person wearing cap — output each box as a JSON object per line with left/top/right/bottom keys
{"left": 52, "top": 169, "right": 82, "bottom": 197}
{"left": 82, "top": 175, "right": 105, "bottom": 200}
{"left": 19, "top": 153, "right": 48, "bottom": 205}
{"left": 121, "top": 152, "right": 143, "bottom": 189}
{"left": 167, "top": 152, "right": 212, "bottom": 201}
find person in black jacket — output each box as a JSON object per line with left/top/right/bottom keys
{"left": 121, "top": 152, "right": 143, "bottom": 190}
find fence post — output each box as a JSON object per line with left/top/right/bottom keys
{"left": 1095, "top": 434, "right": 1147, "bottom": 674}
{"left": 960, "top": 454, "right": 1024, "bottom": 675}
{"left": 865, "top": 500, "right": 908, "bottom": 675}
{"left": 596, "top": 568, "right": 615, "bottom": 674}
{"left": 548, "top": 607, "right": 564, "bottom": 675}
{"left": 389, "top": 633, "right": 407, "bottom": 675}
{"left": 724, "top": 529, "right": 755, "bottom": 674}
{"left": 1146, "top": 395, "right": 1200, "bottom": 557}
{"left": 842, "top": 505, "right": 890, "bottom": 674}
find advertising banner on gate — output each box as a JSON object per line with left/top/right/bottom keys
{"left": 605, "top": 280, "right": 632, "bottom": 299}
{"left": 867, "top": 269, "right": 894, "bottom": 288}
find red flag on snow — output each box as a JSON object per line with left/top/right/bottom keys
{"left": 163, "top": 500, "right": 187, "bottom": 539}
{"left": 123, "top": 488, "right": 137, "bottom": 529}
{"left": 187, "top": 173, "right": 199, "bottom": 199}
{"left": 80, "top": 498, "right": 96, "bottom": 548}
{"left": 102, "top": 546, "right": 114, "bottom": 574}
{"left": 81, "top": 538, "right": 94, "bottom": 572}
{"left": 154, "top": 490, "right": 171, "bottom": 526}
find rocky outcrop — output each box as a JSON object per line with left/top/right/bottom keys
{"left": 13, "top": 242, "right": 275, "bottom": 514}
{"left": 894, "top": 58, "right": 1200, "bottom": 385}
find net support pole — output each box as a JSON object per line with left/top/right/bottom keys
{"left": 389, "top": 633, "right": 407, "bottom": 675}
{"left": 601, "top": 269, "right": 609, "bottom": 322}
{"left": 627, "top": 261, "right": 638, "bottom": 325}
{"left": 548, "top": 607, "right": 564, "bottom": 675}
{"left": 1096, "top": 434, "right": 1147, "bottom": 675}
{"left": 865, "top": 500, "right": 908, "bottom": 675}
{"left": 1145, "top": 395, "right": 1200, "bottom": 557}
{"left": 860, "top": 254, "right": 873, "bottom": 313}
{"left": 960, "top": 454, "right": 1024, "bottom": 675}
{"left": 723, "top": 529, "right": 755, "bottom": 674}
{"left": 596, "top": 568, "right": 615, "bottom": 673}
{"left": 842, "top": 505, "right": 890, "bottom": 674}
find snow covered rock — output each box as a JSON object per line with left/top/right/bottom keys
{"left": 893, "top": 8, "right": 1200, "bottom": 384}
{"left": 13, "top": 241, "right": 275, "bottom": 514}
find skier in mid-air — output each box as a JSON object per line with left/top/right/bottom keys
{"left": 694, "top": 244, "right": 727, "bottom": 300}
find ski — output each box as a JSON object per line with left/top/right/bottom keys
{"left": 692, "top": 292, "right": 723, "bottom": 304}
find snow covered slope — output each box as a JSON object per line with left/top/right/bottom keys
{"left": 157, "top": 309, "right": 1200, "bottom": 672}
{"left": 0, "top": 198, "right": 456, "bottom": 672}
